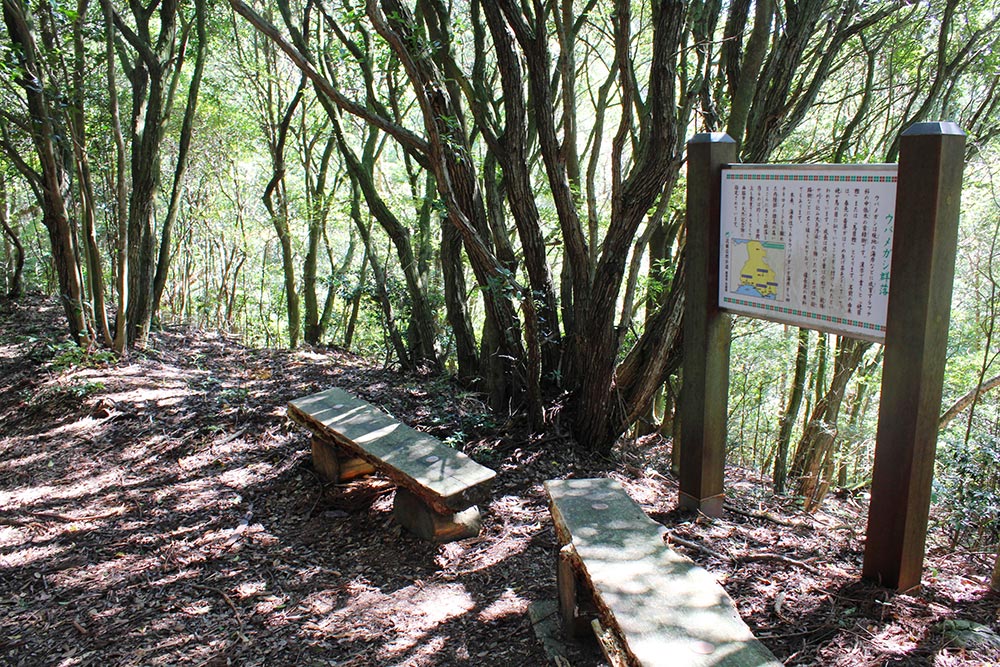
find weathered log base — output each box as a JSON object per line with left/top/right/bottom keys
{"left": 557, "top": 544, "right": 596, "bottom": 638}
{"left": 393, "top": 487, "right": 482, "bottom": 543}
{"left": 310, "top": 436, "right": 376, "bottom": 482}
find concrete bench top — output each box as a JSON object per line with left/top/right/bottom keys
{"left": 545, "top": 477, "right": 781, "bottom": 667}
{"left": 288, "top": 387, "right": 495, "bottom": 513}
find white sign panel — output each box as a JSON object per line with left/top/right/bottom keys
{"left": 719, "top": 165, "right": 897, "bottom": 342}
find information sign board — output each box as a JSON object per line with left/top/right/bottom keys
{"left": 719, "top": 165, "right": 898, "bottom": 341}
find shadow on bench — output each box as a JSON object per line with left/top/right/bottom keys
{"left": 545, "top": 477, "right": 781, "bottom": 666}
{"left": 288, "top": 387, "right": 496, "bottom": 543}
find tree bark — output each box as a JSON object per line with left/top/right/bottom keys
{"left": 152, "top": 0, "right": 208, "bottom": 326}
{"left": 774, "top": 328, "right": 810, "bottom": 494}
{"left": 114, "top": 1, "right": 183, "bottom": 347}
{"left": 791, "top": 337, "right": 871, "bottom": 511}
{"left": 0, "top": 173, "right": 23, "bottom": 299}
{"left": 68, "top": 0, "right": 111, "bottom": 345}
{"left": 2, "top": 0, "right": 90, "bottom": 345}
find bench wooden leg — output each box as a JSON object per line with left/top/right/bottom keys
{"left": 557, "top": 543, "right": 596, "bottom": 638}
{"left": 392, "top": 487, "right": 482, "bottom": 543}
{"left": 311, "top": 436, "right": 376, "bottom": 482}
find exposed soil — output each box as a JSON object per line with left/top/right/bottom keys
{"left": 1, "top": 294, "right": 998, "bottom": 666}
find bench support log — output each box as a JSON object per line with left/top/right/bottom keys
{"left": 557, "top": 543, "right": 597, "bottom": 638}
{"left": 393, "top": 488, "right": 482, "bottom": 543}
{"left": 311, "top": 435, "right": 376, "bottom": 483}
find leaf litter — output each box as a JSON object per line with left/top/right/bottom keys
{"left": 1, "top": 294, "right": 997, "bottom": 666}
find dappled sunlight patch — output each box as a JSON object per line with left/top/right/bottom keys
{"left": 146, "top": 568, "right": 203, "bottom": 588}
{"left": 477, "top": 587, "right": 529, "bottom": 622}
{"left": 0, "top": 525, "right": 23, "bottom": 546}
{"left": 102, "top": 385, "right": 193, "bottom": 408}
{"left": 0, "top": 448, "right": 48, "bottom": 473}
{"left": 375, "top": 583, "right": 476, "bottom": 659}
{"left": 0, "top": 543, "right": 69, "bottom": 569}
{"left": 0, "top": 468, "right": 123, "bottom": 506}
{"left": 291, "top": 349, "right": 336, "bottom": 363}
{"left": 299, "top": 589, "right": 339, "bottom": 615}
{"left": 254, "top": 593, "right": 291, "bottom": 619}
{"left": 382, "top": 634, "right": 448, "bottom": 666}
{"left": 181, "top": 599, "right": 213, "bottom": 616}
{"left": 155, "top": 478, "right": 232, "bottom": 512}
{"left": 218, "top": 462, "right": 271, "bottom": 489}
{"left": 57, "top": 551, "right": 162, "bottom": 590}
{"left": 235, "top": 579, "right": 267, "bottom": 598}
{"left": 44, "top": 414, "right": 111, "bottom": 439}
{"left": 118, "top": 439, "right": 164, "bottom": 463}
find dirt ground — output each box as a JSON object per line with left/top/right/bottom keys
{"left": 1, "top": 294, "right": 998, "bottom": 666}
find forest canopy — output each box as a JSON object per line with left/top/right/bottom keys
{"left": 3, "top": 0, "right": 1000, "bottom": 544}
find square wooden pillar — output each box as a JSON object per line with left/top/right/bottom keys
{"left": 863, "top": 122, "right": 965, "bottom": 591}
{"left": 679, "top": 133, "right": 736, "bottom": 517}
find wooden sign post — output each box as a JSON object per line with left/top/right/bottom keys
{"left": 679, "top": 133, "right": 736, "bottom": 517}
{"left": 862, "top": 122, "right": 965, "bottom": 591}
{"left": 680, "top": 122, "right": 964, "bottom": 590}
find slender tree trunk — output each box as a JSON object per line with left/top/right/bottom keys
{"left": 791, "top": 336, "right": 871, "bottom": 511}
{"left": 0, "top": 174, "right": 23, "bottom": 299}
{"left": 940, "top": 374, "right": 1000, "bottom": 430}
{"left": 100, "top": 0, "right": 130, "bottom": 353}
{"left": 69, "top": 0, "right": 111, "bottom": 345}
{"left": 775, "top": 327, "right": 810, "bottom": 494}
{"left": 152, "top": 0, "right": 208, "bottom": 324}
{"left": 262, "top": 77, "right": 304, "bottom": 348}
{"left": 441, "top": 214, "right": 479, "bottom": 385}
{"left": 344, "top": 243, "right": 369, "bottom": 351}
{"left": 2, "top": 0, "right": 90, "bottom": 345}
{"left": 347, "top": 174, "right": 410, "bottom": 367}
{"left": 115, "top": 2, "right": 182, "bottom": 347}
{"left": 302, "top": 137, "right": 336, "bottom": 346}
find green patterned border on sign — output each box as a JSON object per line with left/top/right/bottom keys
{"left": 721, "top": 296, "right": 886, "bottom": 333}
{"left": 724, "top": 173, "right": 897, "bottom": 183}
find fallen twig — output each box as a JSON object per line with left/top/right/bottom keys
{"left": 190, "top": 583, "right": 243, "bottom": 629}
{"left": 724, "top": 503, "right": 801, "bottom": 528}
{"left": 0, "top": 507, "right": 125, "bottom": 526}
{"left": 666, "top": 532, "right": 822, "bottom": 574}
{"left": 734, "top": 553, "right": 822, "bottom": 575}
{"left": 665, "top": 533, "right": 728, "bottom": 560}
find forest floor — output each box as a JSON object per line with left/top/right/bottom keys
{"left": 1, "top": 295, "right": 998, "bottom": 667}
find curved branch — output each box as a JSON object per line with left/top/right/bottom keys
{"left": 229, "top": 0, "right": 430, "bottom": 163}
{"left": 940, "top": 374, "right": 1000, "bottom": 431}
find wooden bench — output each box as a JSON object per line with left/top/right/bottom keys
{"left": 287, "top": 387, "right": 496, "bottom": 543}
{"left": 545, "top": 478, "right": 781, "bottom": 667}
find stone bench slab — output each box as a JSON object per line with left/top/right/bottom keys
{"left": 546, "top": 477, "right": 781, "bottom": 667}
{"left": 288, "top": 387, "right": 495, "bottom": 514}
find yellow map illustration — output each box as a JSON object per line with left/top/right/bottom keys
{"left": 738, "top": 240, "right": 778, "bottom": 298}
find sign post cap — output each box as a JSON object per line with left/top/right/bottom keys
{"left": 689, "top": 132, "right": 736, "bottom": 145}
{"left": 901, "top": 121, "right": 965, "bottom": 137}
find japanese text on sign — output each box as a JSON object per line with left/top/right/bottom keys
{"left": 719, "top": 165, "right": 898, "bottom": 341}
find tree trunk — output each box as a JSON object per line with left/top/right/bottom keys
{"left": 152, "top": 0, "right": 208, "bottom": 326}
{"left": 262, "top": 78, "right": 304, "bottom": 349}
{"left": 69, "top": 0, "right": 111, "bottom": 346}
{"left": 791, "top": 336, "right": 871, "bottom": 511}
{"left": 100, "top": 0, "right": 130, "bottom": 354}
{"left": 440, "top": 214, "right": 479, "bottom": 385}
{"left": 2, "top": 0, "right": 90, "bottom": 345}
{"left": 347, "top": 175, "right": 410, "bottom": 367}
{"left": 774, "top": 327, "right": 810, "bottom": 494}
{"left": 116, "top": 2, "right": 182, "bottom": 348}
{"left": 0, "top": 174, "right": 23, "bottom": 299}
{"left": 302, "top": 136, "right": 336, "bottom": 346}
